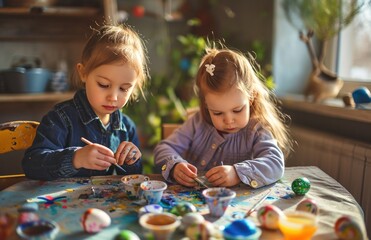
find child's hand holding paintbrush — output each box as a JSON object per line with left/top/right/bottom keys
{"left": 76, "top": 137, "right": 141, "bottom": 172}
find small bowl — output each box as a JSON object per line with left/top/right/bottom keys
{"left": 278, "top": 210, "right": 318, "bottom": 240}
{"left": 121, "top": 174, "right": 150, "bottom": 200}
{"left": 140, "top": 180, "right": 167, "bottom": 204}
{"left": 202, "top": 187, "right": 236, "bottom": 218}
{"left": 16, "top": 219, "right": 59, "bottom": 239}
{"left": 139, "top": 212, "right": 180, "bottom": 240}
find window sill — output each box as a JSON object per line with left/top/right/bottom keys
{"left": 280, "top": 94, "right": 371, "bottom": 143}
{"left": 280, "top": 94, "right": 371, "bottom": 124}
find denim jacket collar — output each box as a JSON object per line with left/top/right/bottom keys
{"left": 73, "top": 89, "right": 126, "bottom": 132}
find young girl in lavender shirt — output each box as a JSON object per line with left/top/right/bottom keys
{"left": 154, "top": 46, "right": 292, "bottom": 188}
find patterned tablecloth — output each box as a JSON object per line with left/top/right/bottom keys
{"left": 0, "top": 166, "right": 368, "bottom": 240}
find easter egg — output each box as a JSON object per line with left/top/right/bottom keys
{"left": 186, "top": 220, "right": 221, "bottom": 240}
{"left": 334, "top": 216, "right": 362, "bottom": 240}
{"left": 81, "top": 208, "right": 111, "bottom": 233}
{"left": 291, "top": 177, "right": 311, "bottom": 195}
{"left": 223, "top": 219, "right": 262, "bottom": 239}
{"left": 117, "top": 230, "right": 140, "bottom": 240}
{"left": 257, "top": 205, "right": 284, "bottom": 230}
{"left": 170, "top": 202, "right": 197, "bottom": 216}
{"left": 0, "top": 213, "right": 15, "bottom": 240}
{"left": 296, "top": 198, "right": 319, "bottom": 215}
{"left": 138, "top": 204, "right": 163, "bottom": 218}
{"left": 352, "top": 87, "right": 371, "bottom": 104}
{"left": 180, "top": 212, "right": 205, "bottom": 231}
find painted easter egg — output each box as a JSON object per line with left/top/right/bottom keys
{"left": 291, "top": 177, "right": 311, "bottom": 195}
{"left": 296, "top": 198, "right": 319, "bottom": 215}
{"left": 180, "top": 212, "right": 205, "bottom": 231}
{"left": 186, "top": 220, "right": 221, "bottom": 240}
{"left": 138, "top": 204, "right": 163, "bottom": 218}
{"left": 334, "top": 216, "right": 362, "bottom": 240}
{"left": 170, "top": 202, "right": 197, "bottom": 216}
{"left": 0, "top": 213, "right": 15, "bottom": 240}
{"left": 223, "top": 219, "right": 262, "bottom": 239}
{"left": 352, "top": 87, "right": 371, "bottom": 104}
{"left": 257, "top": 205, "right": 284, "bottom": 230}
{"left": 117, "top": 230, "right": 140, "bottom": 240}
{"left": 18, "top": 203, "right": 39, "bottom": 224}
{"left": 81, "top": 208, "right": 111, "bottom": 233}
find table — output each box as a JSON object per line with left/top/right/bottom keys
{"left": 0, "top": 166, "right": 368, "bottom": 240}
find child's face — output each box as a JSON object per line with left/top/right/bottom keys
{"left": 78, "top": 63, "right": 137, "bottom": 124}
{"left": 205, "top": 86, "right": 250, "bottom": 134}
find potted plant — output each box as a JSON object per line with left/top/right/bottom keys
{"left": 282, "top": 0, "right": 366, "bottom": 102}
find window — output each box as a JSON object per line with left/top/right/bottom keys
{"left": 337, "top": 4, "right": 371, "bottom": 82}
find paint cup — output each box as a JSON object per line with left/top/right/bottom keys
{"left": 202, "top": 187, "right": 236, "bottom": 218}
{"left": 16, "top": 219, "right": 59, "bottom": 239}
{"left": 139, "top": 212, "right": 180, "bottom": 240}
{"left": 278, "top": 210, "right": 318, "bottom": 240}
{"left": 140, "top": 180, "right": 167, "bottom": 204}
{"left": 121, "top": 174, "right": 150, "bottom": 200}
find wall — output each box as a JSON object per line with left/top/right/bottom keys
{"left": 272, "top": 0, "right": 311, "bottom": 96}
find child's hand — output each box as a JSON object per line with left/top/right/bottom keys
{"left": 73, "top": 144, "right": 116, "bottom": 170}
{"left": 205, "top": 165, "right": 241, "bottom": 187}
{"left": 115, "top": 142, "right": 141, "bottom": 166}
{"left": 172, "top": 162, "right": 198, "bottom": 187}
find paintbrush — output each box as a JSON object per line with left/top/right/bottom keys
{"left": 245, "top": 188, "right": 272, "bottom": 218}
{"left": 80, "top": 137, "right": 126, "bottom": 172}
{"left": 194, "top": 176, "right": 209, "bottom": 189}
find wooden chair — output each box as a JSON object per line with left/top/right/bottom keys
{"left": 161, "top": 107, "right": 199, "bottom": 139}
{"left": 0, "top": 121, "right": 39, "bottom": 190}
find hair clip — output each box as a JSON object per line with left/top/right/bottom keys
{"left": 205, "top": 64, "right": 215, "bottom": 76}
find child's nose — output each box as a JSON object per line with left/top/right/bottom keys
{"left": 107, "top": 90, "right": 118, "bottom": 101}
{"left": 224, "top": 114, "right": 234, "bottom": 124}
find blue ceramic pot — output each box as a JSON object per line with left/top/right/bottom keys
{"left": 2, "top": 67, "right": 51, "bottom": 93}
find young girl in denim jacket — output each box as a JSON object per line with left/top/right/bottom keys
{"left": 23, "top": 24, "right": 149, "bottom": 180}
{"left": 154, "top": 47, "right": 292, "bottom": 188}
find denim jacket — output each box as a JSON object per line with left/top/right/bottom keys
{"left": 22, "top": 89, "right": 142, "bottom": 180}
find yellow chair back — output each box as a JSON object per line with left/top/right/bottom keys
{"left": 0, "top": 121, "right": 39, "bottom": 154}
{"left": 0, "top": 121, "right": 39, "bottom": 189}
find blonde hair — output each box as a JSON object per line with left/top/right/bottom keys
{"left": 73, "top": 24, "right": 149, "bottom": 101}
{"left": 195, "top": 47, "right": 293, "bottom": 157}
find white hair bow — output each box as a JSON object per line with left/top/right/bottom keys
{"left": 205, "top": 64, "right": 215, "bottom": 76}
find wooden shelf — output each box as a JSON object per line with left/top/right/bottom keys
{"left": 0, "top": 7, "right": 100, "bottom": 17}
{"left": 0, "top": 92, "right": 74, "bottom": 102}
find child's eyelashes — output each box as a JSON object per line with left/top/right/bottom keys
{"left": 120, "top": 87, "right": 129, "bottom": 92}
{"left": 233, "top": 106, "right": 245, "bottom": 113}
{"left": 98, "top": 82, "right": 109, "bottom": 88}
{"left": 97, "top": 82, "right": 130, "bottom": 92}
{"left": 211, "top": 106, "right": 245, "bottom": 116}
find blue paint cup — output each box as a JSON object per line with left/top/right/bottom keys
{"left": 16, "top": 219, "right": 59, "bottom": 239}
{"left": 140, "top": 180, "right": 167, "bottom": 204}
{"left": 202, "top": 187, "right": 236, "bottom": 218}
